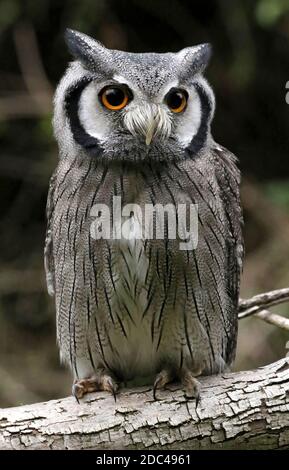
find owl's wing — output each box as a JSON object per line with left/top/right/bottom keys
{"left": 213, "top": 143, "right": 244, "bottom": 363}
{"left": 44, "top": 171, "right": 57, "bottom": 296}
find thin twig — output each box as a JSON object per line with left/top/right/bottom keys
{"left": 13, "top": 22, "right": 53, "bottom": 114}
{"left": 238, "top": 287, "right": 289, "bottom": 331}
{"left": 0, "top": 22, "right": 53, "bottom": 120}
{"left": 238, "top": 288, "right": 289, "bottom": 317}
{"left": 254, "top": 309, "right": 289, "bottom": 331}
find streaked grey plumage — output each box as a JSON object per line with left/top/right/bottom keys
{"left": 45, "top": 29, "right": 243, "bottom": 400}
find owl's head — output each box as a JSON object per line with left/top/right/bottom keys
{"left": 54, "top": 29, "right": 215, "bottom": 162}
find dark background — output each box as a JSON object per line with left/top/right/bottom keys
{"left": 0, "top": 0, "right": 289, "bottom": 407}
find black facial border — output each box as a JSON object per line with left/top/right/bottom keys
{"left": 185, "top": 82, "right": 213, "bottom": 158}
{"left": 64, "top": 77, "right": 103, "bottom": 157}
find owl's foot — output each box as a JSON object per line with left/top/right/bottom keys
{"left": 153, "top": 369, "right": 173, "bottom": 400}
{"left": 72, "top": 374, "right": 118, "bottom": 403}
{"left": 181, "top": 369, "right": 201, "bottom": 406}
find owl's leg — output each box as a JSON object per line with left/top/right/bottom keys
{"left": 181, "top": 369, "right": 201, "bottom": 405}
{"left": 153, "top": 369, "right": 174, "bottom": 400}
{"left": 72, "top": 372, "right": 118, "bottom": 402}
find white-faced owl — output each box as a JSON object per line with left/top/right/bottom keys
{"left": 45, "top": 29, "right": 243, "bottom": 402}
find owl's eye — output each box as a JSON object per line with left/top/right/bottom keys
{"left": 100, "top": 86, "right": 129, "bottom": 111}
{"left": 165, "top": 88, "right": 188, "bottom": 113}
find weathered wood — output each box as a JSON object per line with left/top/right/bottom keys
{"left": 1, "top": 358, "right": 289, "bottom": 450}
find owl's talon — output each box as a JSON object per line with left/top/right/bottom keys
{"left": 72, "top": 390, "right": 80, "bottom": 404}
{"left": 72, "top": 381, "right": 85, "bottom": 402}
{"left": 182, "top": 370, "right": 201, "bottom": 405}
{"left": 72, "top": 373, "right": 118, "bottom": 401}
{"left": 103, "top": 376, "right": 118, "bottom": 401}
{"left": 153, "top": 369, "right": 173, "bottom": 400}
{"left": 153, "top": 382, "right": 159, "bottom": 401}
{"left": 184, "top": 388, "right": 201, "bottom": 408}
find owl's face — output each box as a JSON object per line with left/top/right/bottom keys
{"left": 54, "top": 29, "right": 215, "bottom": 162}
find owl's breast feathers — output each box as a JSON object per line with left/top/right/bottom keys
{"left": 45, "top": 144, "right": 243, "bottom": 380}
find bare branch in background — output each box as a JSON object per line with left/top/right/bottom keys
{"left": 239, "top": 288, "right": 289, "bottom": 316}
{"left": 238, "top": 287, "right": 289, "bottom": 331}
{"left": 254, "top": 309, "right": 289, "bottom": 331}
{"left": 0, "top": 22, "right": 53, "bottom": 120}
{"left": 13, "top": 22, "right": 53, "bottom": 113}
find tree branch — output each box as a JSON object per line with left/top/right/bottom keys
{"left": 238, "top": 287, "right": 289, "bottom": 330}
{"left": 239, "top": 288, "right": 289, "bottom": 317}
{"left": 0, "top": 358, "right": 289, "bottom": 450}
{"left": 1, "top": 288, "right": 289, "bottom": 450}
{"left": 254, "top": 309, "right": 289, "bottom": 331}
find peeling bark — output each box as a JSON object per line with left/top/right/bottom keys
{"left": 1, "top": 358, "right": 289, "bottom": 450}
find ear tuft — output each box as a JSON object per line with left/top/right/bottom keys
{"left": 64, "top": 29, "right": 108, "bottom": 69}
{"left": 195, "top": 43, "right": 212, "bottom": 71}
{"left": 178, "top": 43, "right": 212, "bottom": 75}
{"left": 65, "top": 29, "right": 92, "bottom": 60}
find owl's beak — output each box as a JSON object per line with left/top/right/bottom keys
{"left": 123, "top": 103, "right": 171, "bottom": 146}
{"left": 145, "top": 118, "right": 158, "bottom": 146}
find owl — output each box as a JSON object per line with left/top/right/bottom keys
{"left": 45, "top": 29, "right": 243, "bottom": 402}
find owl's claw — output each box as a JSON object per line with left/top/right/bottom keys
{"left": 72, "top": 386, "right": 80, "bottom": 404}
{"left": 72, "top": 374, "right": 118, "bottom": 402}
{"left": 153, "top": 369, "right": 173, "bottom": 400}
{"left": 153, "top": 382, "right": 158, "bottom": 401}
{"left": 105, "top": 376, "right": 118, "bottom": 402}
{"left": 72, "top": 380, "right": 87, "bottom": 402}
{"left": 182, "top": 370, "right": 201, "bottom": 406}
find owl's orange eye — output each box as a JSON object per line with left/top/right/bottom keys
{"left": 100, "top": 86, "right": 129, "bottom": 110}
{"left": 165, "top": 88, "right": 188, "bottom": 113}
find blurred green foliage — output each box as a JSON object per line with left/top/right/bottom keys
{"left": 265, "top": 181, "right": 289, "bottom": 210}
{"left": 256, "top": 0, "right": 289, "bottom": 27}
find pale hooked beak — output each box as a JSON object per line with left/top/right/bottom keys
{"left": 123, "top": 102, "right": 172, "bottom": 146}
{"left": 145, "top": 116, "right": 158, "bottom": 146}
